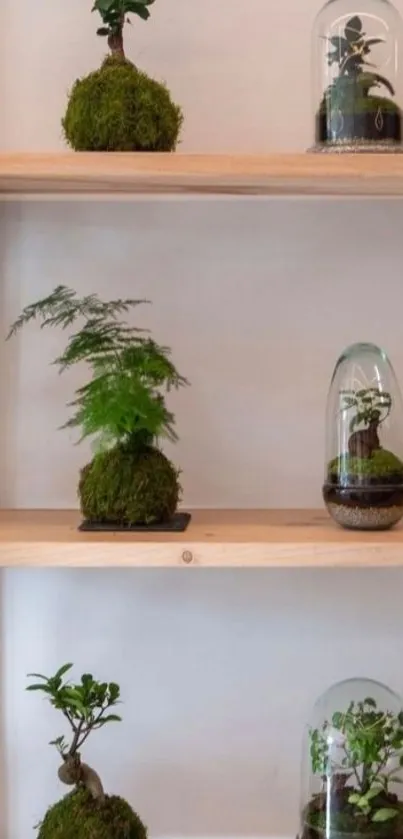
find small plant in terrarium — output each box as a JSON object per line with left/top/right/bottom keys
{"left": 302, "top": 692, "right": 403, "bottom": 839}
{"left": 313, "top": 0, "right": 403, "bottom": 151}
{"left": 7, "top": 286, "right": 190, "bottom": 531}
{"left": 62, "top": 0, "right": 183, "bottom": 151}
{"left": 323, "top": 343, "right": 403, "bottom": 530}
{"left": 27, "top": 663, "right": 147, "bottom": 839}
{"left": 341, "top": 387, "right": 392, "bottom": 458}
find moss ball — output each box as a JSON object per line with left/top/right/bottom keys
{"left": 62, "top": 58, "right": 183, "bottom": 152}
{"left": 38, "top": 788, "right": 147, "bottom": 839}
{"left": 329, "top": 448, "right": 403, "bottom": 480}
{"left": 79, "top": 444, "right": 180, "bottom": 526}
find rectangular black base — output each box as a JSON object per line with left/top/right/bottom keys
{"left": 78, "top": 512, "right": 191, "bottom": 533}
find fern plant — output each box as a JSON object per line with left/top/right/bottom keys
{"left": 7, "top": 285, "right": 188, "bottom": 453}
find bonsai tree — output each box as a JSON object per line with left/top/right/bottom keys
{"left": 317, "top": 15, "right": 402, "bottom": 148}
{"left": 328, "top": 387, "right": 403, "bottom": 480}
{"left": 7, "top": 286, "right": 189, "bottom": 529}
{"left": 343, "top": 387, "right": 392, "bottom": 458}
{"left": 302, "top": 697, "right": 403, "bottom": 839}
{"left": 323, "top": 385, "right": 403, "bottom": 530}
{"left": 62, "top": 0, "right": 183, "bottom": 151}
{"left": 27, "top": 663, "right": 147, "bottom": 839}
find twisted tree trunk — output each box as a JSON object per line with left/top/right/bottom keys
{"left": 58, "top": 753, "right": 105, "bottom": 802}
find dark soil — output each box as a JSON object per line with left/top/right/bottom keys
{"left": 316, "top": 97, "right": 401, "bottom": 146}
{"left": 323, "top": 482, "right": 403, "bottom": 510}
{"left": 301, "top": 786, "right": 403, "bottom": 839}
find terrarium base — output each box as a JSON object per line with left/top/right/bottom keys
{"left": 79, "top": 512, "right": 191, "bottom": 533}
{"left": 326, "top": 501, "right": 403, "bottom": 530}
{"left": 309, "top": 141, "right": 403, "bottom": 153}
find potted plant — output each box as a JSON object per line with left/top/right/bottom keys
{"left": 316, "top": 14, "right": 402, "bottom": 150}
{"left": 63, "top": 0, "right": 183, "bottom": 152}
{"left": 7, "top": 286, "right": 190, "bottom": 531}
{"left": 302, "top": 694, "right": 403, "bottom": 839}
{"left": 323, "top": 386, "right": 403, "bottom": 530}
{"left": 27, "top": 663, "right": 147, "bottom": 839}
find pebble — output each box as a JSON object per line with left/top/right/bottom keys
{"left": 327, "top": 503, "right": 403, "bottom": 530}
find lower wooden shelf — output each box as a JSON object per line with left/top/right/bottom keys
{"left": 0, "top": 509, "right": 402, "bottom": 567}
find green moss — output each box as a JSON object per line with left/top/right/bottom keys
{"left": 329, "top": 448, "right": 403, "bottom": 479}
{"left": 79, "top": 443, "right": 180, "bottom": 525}
{"left": 38, "top": 787, "right": 147, "bottom": 839}
{"left": 63, "top": 58, "right": 183, "bottom": 152}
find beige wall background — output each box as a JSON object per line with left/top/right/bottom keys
{"left": 2, "top": 2, "right": 403, "bottom": 839}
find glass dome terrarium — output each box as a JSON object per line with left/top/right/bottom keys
{"left": 323, "top": 343, "right": 403, "bottom": 530}
{"left": 300, "top": 678, "right": 403, "bottom": 839}
{"left": 312, "top": 0, "right": 403, "bottom": 152}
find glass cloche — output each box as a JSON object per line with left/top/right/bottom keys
{"left": 299, "top": 678, "right": 403, "bottom": 839}
{"left": 312, "top": 0, "right": 403, "bottom": 152}
{"left": 323, "top": 343, "right": 403, "bottom": 530}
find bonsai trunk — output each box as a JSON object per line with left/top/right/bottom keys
{"left": 58, "top": 753, "right": 105, "bottom": 803}
{"left": 108, "top": 17, "right": 125, "bottom": 59}
{"left": 348, "top": 418, "right": 381, "bottom": 459}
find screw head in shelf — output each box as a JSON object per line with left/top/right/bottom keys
{"left": 181, "top": 550, "right": 194, "bottom": 565}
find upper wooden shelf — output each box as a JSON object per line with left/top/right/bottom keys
{"left": 1, "top": 153, "right": 403, "bottom": 197}
{"left": 0, "top": 509, "right": 402, "bottom": 567}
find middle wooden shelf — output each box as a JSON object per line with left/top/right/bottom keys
{"left": 0, "top": 509, "right": 402, "bottom": 568}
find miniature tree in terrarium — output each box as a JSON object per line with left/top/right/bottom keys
{"left": 300, "top": 678, "right": 403, "bottom": 839}
{"left": 27, "top": 663, "right": 147, "bottom": 839}
{"left": 7, "top": 286, "right": 190, "bottom": 531}
{"left": 312, "top": 0, "right": 403, "bottom": 151}
{"left": 62, "top": 0, "right": 183, "bottom": 152}
{"left": 323, "top": 343, "right": 403, "bottom": 530}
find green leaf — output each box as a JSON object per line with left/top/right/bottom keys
{"left": 345, "top": 15, "right": 362, "bottom": 40}
{"left": 64, "top": 697, "right": 87, "bottom": 715}
{"left": 348, "top": 793, "right": 361, "bottom": 804}
{"left": 358, "top": 796, "right": 371, "bottom": 809}
{"left": 97, "top": 26, "right": 110, "bottom": 35}
{"left": 27, "top": 672, "right": 48, "bottom": 680}
{"left": 364, "top": 697, "right": 377, "bottom": 708}
{"left": 92, "top": 0, "right": 116, "bottom": 11}
{"left": 366, "top": 787, "right": 382, "bottom": 800}
{"left": 55, "top": 663, "right": 73, "bottom": 680}
{"left": 26, "top": 684, "right": 51, "bottom": 692}
{"left": 359, "top": 72, "right": 395, "bottom": 97}
{"left": 102, "top": 714, "right": 122, "bottom": 723}
{"left": 365, "top": 38, "right": 385, "bottom": 49}
{"left": 372, "top": 809, "right": 399, "bottom": 823}
{"left": 126, "top": 3, "right": 151, "bottom": 20}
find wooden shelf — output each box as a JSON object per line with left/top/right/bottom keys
{"left": 1, "top": 509, "right": 403, "bottom": 567}
{"left": 1, "top": 153, "right": 403, "bottom": 197}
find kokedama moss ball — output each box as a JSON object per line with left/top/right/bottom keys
{"left": 62, "top": 58, "right": 183, "bottom": 152}
{"left": 79, "top": 444, "right": 180, "bottom": 526}
{"left": 38, "top": 788, "right": 147, "bottom": 839}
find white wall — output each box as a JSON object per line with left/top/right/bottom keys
{"left": 2, "top": 3, "right": 403, "bottom": 839}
